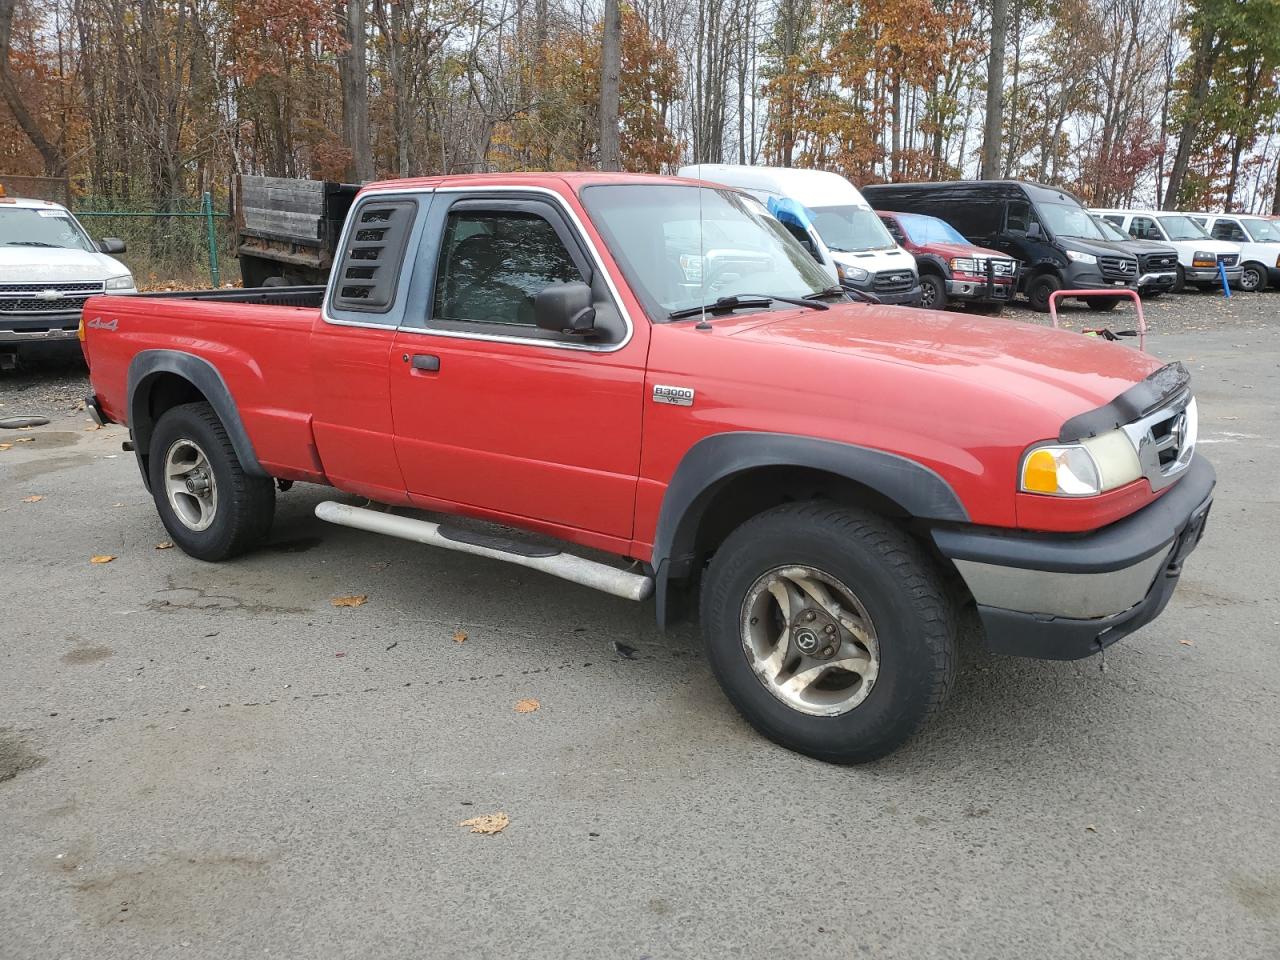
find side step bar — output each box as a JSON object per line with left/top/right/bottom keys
{"left": 314, "top": 501, "right": 654, "bottom": 602}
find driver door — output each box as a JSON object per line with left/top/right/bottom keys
{"left": 388, "top": 192, "right": 647, "bottom": 542}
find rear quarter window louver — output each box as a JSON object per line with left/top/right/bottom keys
{"left": 332, "top": 199, "right": 417, "bottom": 312}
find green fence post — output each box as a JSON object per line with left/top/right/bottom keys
{"left": 203, "top": 192, "right": 221, "bottom": 288}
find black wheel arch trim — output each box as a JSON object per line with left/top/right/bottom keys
{"left": 651, "top": 432, "right": 969, "bottom": 627}
{"left": 126, "top": 350, "right": 267, "bottom": 490}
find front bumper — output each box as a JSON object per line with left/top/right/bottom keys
{"left": 945, "top": 278, "right": 1015, "bottom": 302}
{"left": 933, "top": 456, "right": 1215, "bottom": 660}
{"left": 0, "top": 312, "right": 82, "bottom": 346}
{"left": 1137, "top": 270, "right": 1177, "bottom": 291}
{"left": 1186, "top": 266, "right": 1242, "bottom": 283}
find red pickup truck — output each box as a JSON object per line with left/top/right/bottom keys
{"left": 80, "top": 172, "right": 1214, "bottom": 763}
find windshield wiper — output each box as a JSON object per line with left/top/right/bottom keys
{"left": 3, "top": 241, "right": 59, "bottom": 247}
{"left": 668, "top": 293, "right": 829, "bottom": 321}
{"left": 804, "top": 286, "right": 848, "bottom": 301}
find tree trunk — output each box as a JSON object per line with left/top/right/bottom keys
{"left": 341, "top": 0, "right": 374, "bottom": 181}
{"left": 0, "top": 0, "right": 66, "bottom": 177}
{"left": 1163, "top": 24, "right": 1218, "bottom": 209}
{"left": 599, "top": 0, "right": 621, "bottom": 170}
{"left": 980, "top": 0, "right": 1006, "bottom": 179}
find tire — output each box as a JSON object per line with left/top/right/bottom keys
{"left": 1026, "top": 273, "right": 1061, "bottom": 313}
{"left": 1171, "top": 265, "right": 1186, "bottom": 293}
{"left": 1085, "top": 297, "right": 1119, "bottom": 312}
{"left": 148, "top": 402, "right": 275, "bottom": 561}
{"left": 699, "top": 501, "right": 956, "bottom": 763}
{"left": 1239, "top": 262, "right": 1267, "bottom": 292}
{"left": 918, "top": 273, "right": 947, "bottom": 310}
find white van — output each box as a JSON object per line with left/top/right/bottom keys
{"left": 679, "top": 164, "right": 921, "bottom": 305}
{"left": 1184, "top": 213, "right": 1280, "bottom": 292}
{"left": 0, "top": 188, "right": 134, "bottom": 366}
{"left": 1092, "top": 208, "right": 1242, "bottom": 292}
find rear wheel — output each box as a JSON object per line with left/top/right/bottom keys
{"left": 918, "top": 273, "right": 947, "bottom": 310}
{"left": 148, "top": 402, "right": 275, "bottom": 561}
{"left": 699, "top": 501, "right": 956, "bottom": 763}
{"left": 1026, "top": 273, "right": 1061, "bottom": 313}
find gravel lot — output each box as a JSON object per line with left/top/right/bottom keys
{"left": 2, "top": 291, "right": 1278, "bottom": 959}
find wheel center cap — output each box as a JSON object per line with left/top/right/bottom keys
{"left": 790, "top": 608, "right": 840, "bottom": 659}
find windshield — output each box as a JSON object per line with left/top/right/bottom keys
{"left": 580, "top": 184, "right": 834, "bottom": 318}
{"left": 0, "top": 207, "right": 94, "bottom": 251}
{"left": 808, "top": 204, "right": 897, "bottom": 252}
{"left": 1092, "top": 217, "right": 1130, "bottom": 242}
{"left": 896, "top": 212, "right": 967, "bottom": 245}
{"left": 1241, "top": 218, "right": 1280, "bottom": 242}
{"left": 1157, "top": 215, "right": 1209, "bottom": 241}
{"left": 1038, "top": 202, "right": 1106, "bottom": 241}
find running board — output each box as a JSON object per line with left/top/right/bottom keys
{"left": 314, "top": 501, "right": 654, "bottom": 602}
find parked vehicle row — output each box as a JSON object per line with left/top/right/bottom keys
{"left": 1092, "top": 209, "right": 1244, "bottom": 292}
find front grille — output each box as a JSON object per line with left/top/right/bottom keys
{"left": 0, "top": 295, "right": 92, "bottom": 315}
{"left": 1218, "top": 253, "right": 1239, "bottom": 267}
{"left": 0, "top": 281, "right": 105, "bottom": 296}
{"left": 872, "top": 270, "right": 915, "bottom": 294}
{"left": 1121, "top": 391, "right": 1196, "bottom": 491}
{"left": 971, "top": 257, "right": 1016, "bottom": 277}
{"left": 1100, "top": 256, "right": 1138, "bottom": 281}
{"left": 1141, "top": 253, "right": 1178, "bottom": 271}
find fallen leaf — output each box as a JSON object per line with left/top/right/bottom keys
{"left": 85, "top": 423, "right": 102, "bottom": 432}
{"left": 453, "top": 630, "right": 468, "bottom": 644}
{"left": 155, "top": 541, "right": 174, "bottom": 550}
{"left": 331, "top": 594, "right": 368, "bottom": 608}
{"left": 1179, "top": 639, "right": 1194, "bottom": 646}
{"left": 514, "top": 698, "right": 540, "bottom": 714}
{"left": 13, "top": 436, "right": 34, "bottom": 443}
{"left": 335, "top": 652, "right": 346, "bottom": 658}
{"left": 0, "top": 443, "right": 11, "bottom": 451}
{"left": 459, "top": 812, "right": 509, "bottom": 835}
{"left": 90, "top": 555, "right": 116, "bottom": 564}
{"left": 21, "top": 495, "right": 43, "bottom": 503}
{"left": 1085, "top": 824, "right": 1098, "bottom": 833}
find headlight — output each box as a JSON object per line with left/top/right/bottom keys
{"left": 949, "top": 257, "right": 977, "bottom": 273}
{"left": 1020, "top": 428, "right": 1141, "bottom": 496}
{"left": 1192, "top": 251, "right": 1216, "bottom": 267}
{"left": 837, "top": 264, "right": 869, "bottom": 282}
{"left": 1065, "top": 250, "right": 1097, "bottom": 265}
{"left": 105, "top": 274, "right": 134, "bottom": 291}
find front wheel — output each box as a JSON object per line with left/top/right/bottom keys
{"left": 148, "top": 402, "right": 275, "bottom": 561}
{"left": 699, "top": 501, "right": 956, "bottom": 763}
{"left": 1239, "top": 262, "right": 1267, "bottom": 292}
{"left": 918, "top": 273, "right": 947, "bottom": 310}
{"left": 1026, "top": 273, "right": 1061, "bottom": 313}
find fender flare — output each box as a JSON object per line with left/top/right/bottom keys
{"left": 650, "top": 432, "right": 969, "bottom": 626}
{"left": 915, "top": 253, "right": 950, "bottom": 277}
{"left": 127, "top": 350, "right": 266, "bottom": 489}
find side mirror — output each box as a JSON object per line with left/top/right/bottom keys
{"left": 97, "top": 238, "right": 127, "bottom": 254}
{"left": 534, "top": 281, "right": 595, "bottom": 335}
{"left": 1026, "top": 223, "right": 1044, "bottom": 241}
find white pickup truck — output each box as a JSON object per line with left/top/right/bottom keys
{"left": 0, "top": 190, "right": 135, "bottom": 368}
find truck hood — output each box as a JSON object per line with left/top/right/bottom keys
{"left": 0, "top": 247, "right": 129, "bottom": 283}
{"left": 723, "top": 305, "right": 1161, "bottom": 418}
{"left": 919, "top": 240, "right": 1009, "bottom": 261}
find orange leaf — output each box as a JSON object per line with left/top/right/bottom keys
{"left": 514, "top": 698, "right": 540, "bottom": 714}
{"left": 331, "top": 594, "right": 368, "bottom": 608}
{"left": 453, "top": 630, "right": 468, "bottom": 644}
{"left": 21, "top": 495, "right": 43, "bottom": 503}
{"left": 90, "top": 555, "right": 116, "bottom": 564}
{"left": 459, "top": 812, "right": 509, "bottom": 835}
{"left": 155, "top": 541, "right": 174, "bottom": 550}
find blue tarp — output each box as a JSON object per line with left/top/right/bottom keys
{"left": 766, "top": 196, "right": 816, "bottom": 233}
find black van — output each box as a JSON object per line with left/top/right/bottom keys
{"left": 860, "top": 180, "right": 1140, "bottom": 312}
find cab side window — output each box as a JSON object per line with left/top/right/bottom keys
{"left": 432, "top": 211, "right": 584, "bottom": 327}
{"left": 1005, "top": 200, "right": 1039, "bottom": 234}
{"left": 1210, "top": 219, "right": 1247, "bottom": 243}
{"left": 880, "top": 216, "right": 907, "bottom": 244}
{"left": 1130, "top": 216, "right": 1159, "bottom": 240}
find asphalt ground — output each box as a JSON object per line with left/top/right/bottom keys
{"left": 1, "top": 291, "right": 1278, "bottom": 959}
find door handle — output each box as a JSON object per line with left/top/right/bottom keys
{"left": 409, "top": 354, "right": 440, "bottom": 372}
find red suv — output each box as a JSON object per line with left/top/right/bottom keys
{"left": 878, "top": 210, "right": 1018, "bottom": 312}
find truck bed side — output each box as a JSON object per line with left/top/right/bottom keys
{"left": 81, "top": 290, "right": 327, "bottom": 483}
